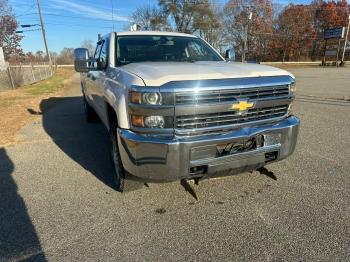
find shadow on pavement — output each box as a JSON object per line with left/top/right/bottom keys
{"left": 39, "top": 96, "right": 144, "bottom": 192}
{"left": 0, "top": 148, "right": 46, "bottom": 261}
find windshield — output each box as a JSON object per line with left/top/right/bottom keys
{"left": 115, "top": 35, "right": 223, "bottom": 66}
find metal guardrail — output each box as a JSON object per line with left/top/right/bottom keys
{"left": 56, "top": 65, "right": 74, "bottom": 67}
{"left": 0, "top": 63, "right": 53, "bottom": 91}
{"left": 262, "top": 61, "right": 321, "bottom": 65}
{"left": 262, "top": 61, "right": 350, "bottom": 65}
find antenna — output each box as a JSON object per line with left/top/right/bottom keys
{"left": 111, "top": 0, "right": 115, "bottom": 31}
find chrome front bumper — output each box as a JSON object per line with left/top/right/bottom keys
{"left": 117, "top": 116, "right": 300, "bottom": 181}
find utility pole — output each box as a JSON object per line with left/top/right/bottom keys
{"left": 341, "top": 15, "right": 350, "bottom": 65}
{"left": 37, "top": 0, "right": 52, "bottom": 67}
{"left": 242, "top": 10, "right": 253, "bottom": 62}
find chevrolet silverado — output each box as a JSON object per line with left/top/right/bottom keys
{"left": 74, "top": 31, "right": 300, "bottom": 192}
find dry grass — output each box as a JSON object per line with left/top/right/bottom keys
{"left": 0, "top": 68, "right": 75, "bottom": 146}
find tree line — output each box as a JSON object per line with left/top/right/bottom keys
{"left": 16, "top": 40, "right": 95, "bottom": 65}
{"left": 1, "top": 0, "right": 350, "bottom": 63}
{"left": 130, "top": 0, "right": 350, "bottom": 62}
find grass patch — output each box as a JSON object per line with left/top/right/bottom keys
{"left": 0, "top": 67, "right": 75, "bottom": 145}
{"left": 24, "top": 75, "right": 67, "bottom": 95}
{"left": 24, "top": 68, "right": 74, "bottom": 95}
{"left": 0, "top": 68, "right": 74, "bottom": 108}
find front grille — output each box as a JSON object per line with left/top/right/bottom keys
{"left": 175, "top": 85, "right": 289, "bottom": 105}
{"left": 176, "top": 105, "right": 289, "bottom": 129}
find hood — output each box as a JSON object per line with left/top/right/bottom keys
{"left": 122, "top": 61, "right": 294, "bottom": 86}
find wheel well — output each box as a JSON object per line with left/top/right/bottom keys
{"left": 106, "top": 103, "right": 118, "bottom": 127}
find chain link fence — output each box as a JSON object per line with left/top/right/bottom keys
{"left": 0, "top": 63, "right": 53, "bottom": 91}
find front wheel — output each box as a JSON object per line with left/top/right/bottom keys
{"left": 109, "top": 123, "right": 125, "bottom": 192}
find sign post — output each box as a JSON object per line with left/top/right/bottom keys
{"left": 323, "top": 27, "right": 346, "bottom": 66}
{"left": 341, "top": 15, "right": 350, "bottom": 65}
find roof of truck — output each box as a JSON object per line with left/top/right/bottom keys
{"left": 115, "top": 31, "right": 197, "bottom": 38}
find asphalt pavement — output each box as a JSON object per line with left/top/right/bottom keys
{"left": 1, "top": 67, "right": 350, "bottom": 261}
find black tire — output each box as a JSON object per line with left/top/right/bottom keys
{"left": 83, "top": 96, "right": 98, "bottom": 123}
{"left": 109, "top": 122, "right": 125, "bottom": 192}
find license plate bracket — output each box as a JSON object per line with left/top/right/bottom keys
{"left": 216, "top": 135, "right": 264, "bottom": 157}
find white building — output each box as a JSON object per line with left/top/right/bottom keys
{"left": 0, "top": 47, "right": 8, "bottom": 70}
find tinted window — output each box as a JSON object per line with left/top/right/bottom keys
{"left": 116, "top": 35, "right": 223, "bottom": 66}
{"left": 94, "top": 42, "right": 102, "bottom": 60}
{"left": 100, "top": 39, "right": 108, "bottom": 65}
{"left": 93, "top": 39, "right": 108, "bottom": 69}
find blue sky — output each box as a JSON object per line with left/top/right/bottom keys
{"left": 9, "top": 0, "right": 309, "bottom": 54}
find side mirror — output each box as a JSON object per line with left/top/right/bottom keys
{"left": 225, "top": 48, "right": 235, "bottom": 62}
{"left": 74, "top": 48, "right": 90, "bottom": 72}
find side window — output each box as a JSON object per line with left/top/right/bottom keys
{"left": 93, "top": 39, "right": 109, "bottom": 69}
{"left": 100, "top": 39, "right": 109, "bottom": 65}
{"left": 94, "top": 42, "right": 102, "bottom": 61}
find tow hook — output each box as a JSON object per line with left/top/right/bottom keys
{"left": 180, "top": 179, "right": 199, "bottom": 200}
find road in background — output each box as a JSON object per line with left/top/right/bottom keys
{"left": 0, "top": 67, "right": 349, "bottom": 261}
{"left": 288, "top": 67, "right": 350, "bottom": 100}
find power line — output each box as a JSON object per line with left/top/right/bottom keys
{"left": 16, "top": 12, "right": 128, "bottom": 22}
{"left": 251, "top": 32, "right": 324, "bottom": 40}
{"left": 44, "top": 22, "right": 117, "bottom": 29}
{"left": 21, "top": 24, "right": 41, "bottom": 28}
{"left": 15, "top": 12, "right": 38, "bottom": 18}
{"left": 16, "top": 29, "right": 41, "bottom": 33}
{"left": 14, "top": 4, "right": 349, "bottom": 22}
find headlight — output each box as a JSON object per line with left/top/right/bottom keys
{"left": 130, "top": 91, "right": 162, "bottom": 105}
{"left": 131, "top": 115, "right": 165, "bottom": 128}
{"left": 142, "top": 93, "right": 161, "bottom": 105}
{"left": 144, "top": 116, "right": 165, "bottom": 128}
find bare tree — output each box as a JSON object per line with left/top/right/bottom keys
{"left": 196, "top": 2, "right": 224, "bottom": 51}
{"left": 130, "top": 5, "right": 169, "bottom": 31}
{"left": 223, "top": 0, "right": 274, "bottom": 62}
{"left": 81, "top": 39, "right": 95, "bottom": 56}
{"left": 57, "top": 48, "right": 74, "bottom": 65}
{"left": 158, "top": 0, "right": 216, "bottom": 34}
{"left": 222, "top": 0, "right": 247, "bottom": 60}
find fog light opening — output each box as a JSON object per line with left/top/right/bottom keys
{"left": 265, "top": 151, "right": 278, "bottom": 163}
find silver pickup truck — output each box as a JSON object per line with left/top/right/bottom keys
{"left": 74, "top": 31, "right": 300, "bottom": 192}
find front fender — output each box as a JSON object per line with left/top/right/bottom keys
{"left": 104, "top": 67, "right": 145, "bottom": 129}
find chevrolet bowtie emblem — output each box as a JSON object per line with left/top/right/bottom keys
{"left": 230, "top": 100, "right": 254, "bottom": 111}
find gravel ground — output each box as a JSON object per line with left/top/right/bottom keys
{"left": 0, "top": 67, "right": 350, "bottom": 261}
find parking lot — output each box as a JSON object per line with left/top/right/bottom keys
{"left": 1, "top": 67, "right": 350, "bottom": 261}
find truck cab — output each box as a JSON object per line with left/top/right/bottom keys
{"left": 74, "top": 31, "right": 300, "bottom": 192}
